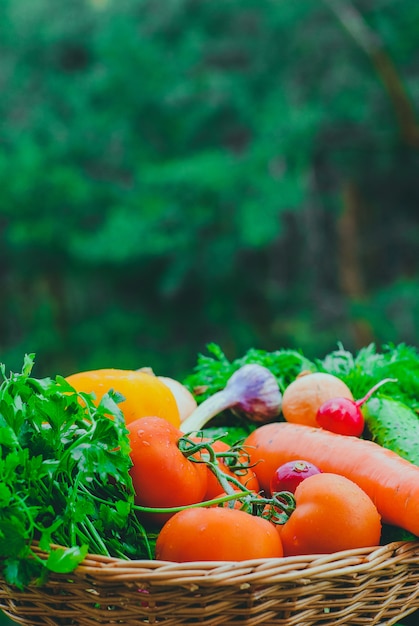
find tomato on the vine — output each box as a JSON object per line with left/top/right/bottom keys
{"left": 127, "top": 416, "right": 207, "bottom": 526}
{"left": 194, "top": 438, "right": 259, "bottom": 500}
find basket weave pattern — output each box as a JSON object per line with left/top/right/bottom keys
{"left": 1, "top": 541, "right": 419, "bottom": 625}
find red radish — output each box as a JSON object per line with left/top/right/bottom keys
{"left": 316, "top": 378, "right": 396, "bottom": 437}
{"left": 270, "top": 459, "right": 322, "bottom": 496}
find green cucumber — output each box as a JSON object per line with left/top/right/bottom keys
{"left": 363, "top": 396, "right": 419, "bottom": 466}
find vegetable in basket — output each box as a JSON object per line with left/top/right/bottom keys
{"left": 3, "top": 341, "right": 419, "bottom": 590}
{"left": 183, "top": 342, "right": 314, "bottom": 401}
{"left": 190, "top": 436, "right": 260, "bottom": 500}
{"left": 281, "top": 371, "right": 354, "bottom": 428}
{"left": 270, "top": 460, "right": 321, "bottom": 495}
{"left": 244, "top": 421, "right": 419, "bottom": 537}
{"left": 65, "top": 367, "right": 181, "bottom": 427}
{"left": 363, "top": 396, "right": 419, "bottom": 465}
{"left": 180, "top": 363, "right": 282, "bottom": 433}
{"left": 126, "top": 416, "right": 208, "bottom": 527}
{"left": 157, "top": 375, "right": 197, "bottom": 421}
{"left": 0, "top": 355, "right": 153, "bottom": 588}
{"left": 155, "top": 507, "right": 284, "bottom": 561}
{"left": 184, "top": 342, "right": 419, "bottom": 417}
{"left": 279, "top": 472, "right": 381, "bottom": 556}
{"left": 126, "top": 416, "right": 263, "bottom": 522}
{"left": 315, "top": 378, "right": 396, "bottom": 437}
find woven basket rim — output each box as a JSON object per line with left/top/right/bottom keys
{"left": 23, "top": 539, "right": 419, "bottom": 587}
{"left": 2, "top": 541, "right": 419, "bottom": 626}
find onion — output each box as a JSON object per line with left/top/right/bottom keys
{"left": 158, "top": 376, "right": 198, "bottom": 422}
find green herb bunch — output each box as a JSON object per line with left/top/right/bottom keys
{"left": 0, "top": 355, "right": 151, "bottom": 588}
{"left": 184, "top": 342, "right": 419, "bottom": 411}
{"left": 183, "top": 343, "right": 313, "bottom": 399}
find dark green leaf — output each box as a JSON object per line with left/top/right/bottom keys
{"left": 0, "top": 516, "right": 28, "bottom": 558}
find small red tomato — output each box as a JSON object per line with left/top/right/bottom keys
{"left": 155, "top": 507, "right": 283, "bottom": 561}
{"left": 270, "top": 460, "right": 322, "bottom": 495}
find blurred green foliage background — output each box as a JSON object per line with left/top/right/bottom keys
{"left": 1, "top": 0, "right": 419, "bottom": 384}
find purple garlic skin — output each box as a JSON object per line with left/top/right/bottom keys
{"left": 180, "top": 363, "right": 282, "bottom": 433}
{"left": 227, "top": 364, "right": 282, "bottom": 422}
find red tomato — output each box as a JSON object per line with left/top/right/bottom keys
{"left": 127, "top": 416, "right": 207, "bottom": 526}
{"left": 280, "top": 473, "right": 381, "bottom": 556}
{"left": 155, "top": 507, "right": 284, "bottom": 561}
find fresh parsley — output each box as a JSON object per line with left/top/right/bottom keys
{"left": 0, "top": 355, "right": 152, "bottom": 589}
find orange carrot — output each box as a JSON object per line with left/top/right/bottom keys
{"left": 244, "top": 421, "right": 419, "bottom": 536}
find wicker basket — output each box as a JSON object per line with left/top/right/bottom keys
{"left": 1, "top": 541, "right": 419, "bottom": 626}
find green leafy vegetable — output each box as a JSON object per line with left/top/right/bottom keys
{"left": 0, "top": 355, "right": 152, "bottom": 588}
{"left": 316, "top": 342, "right": 419, "bottom": 410}
{"left": 183, "top": 342, "right": 313, "bottom": 400}
{"left": 185, "top": 342, "right": 419, "bottom": 415}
